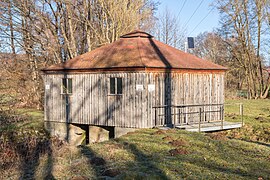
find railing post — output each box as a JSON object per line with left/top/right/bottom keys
{"left": 185, "top": 107, "right": 188, "bottom": 124}
{"left": 204, "top": 106, "right": 207, "bottom": 122}
{"left": 154, "top": 107, "right": 157, "bottom": 126}
{"left": 173, "top": 107, "right": 176, "bottom": 128}
{"left": 199, "top": 108, "right": 202, "bottom": 132}
{"left": 164, "top": 106, "right": 166, "bottom": 125}
{"left": 220, "top": 106, "right": 224, "bottom": 129}
{"left": 165, "top": 106, "right": 168, "bottom": 125}
{"left": 240, "top": 103, "right": 244, "bottom": 126}
{"left": 178, "top": 108, "right": 181, "bottom": 125}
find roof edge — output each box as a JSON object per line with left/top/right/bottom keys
{"left": 41, "top": 67, "right": 227, "bottom": 74}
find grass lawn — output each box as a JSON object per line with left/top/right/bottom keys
{"left": 73, "top": 128, "right": 270, "bottom": 179}
{"left": 0, "top": 108, "right": 44, "bottom": 132}
{"left": 224, "top": 99, "right": 270, "bottom": 142}
{"left": 225, "top": 99, "right": 270, "bottom": 125}
{"left": 0, "top": 99, "right": 270, "bottom": 179}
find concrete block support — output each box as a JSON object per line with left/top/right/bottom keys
{"left": 45, "top": 122, "right": 139, "bottom": 145}
{"left": 114, "top": 127, "right": 138, "bottom": 138}
{"left": 44, "top": 121, "right": 85, "bottom": 146}
{"left": 88, "top": 126, "right": 138, "bottom": 142}
{"left": 89, "top": 126, "right": 110, "bottom": 143}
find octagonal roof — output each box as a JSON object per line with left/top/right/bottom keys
{"left": 43, "top": 30, "right": 227, "bottom": 72}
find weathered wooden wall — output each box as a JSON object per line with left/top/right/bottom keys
{"left": 44, "top": 71, "right": 224, "bottom": 128}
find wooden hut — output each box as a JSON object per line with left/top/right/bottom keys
{"left": 42, "top": 30, "right": 227, "bottom": 143}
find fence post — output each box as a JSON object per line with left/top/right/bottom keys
{"left": 220, "top": 106, "right": 224, "bottom": 129}
{"left": 240, "top": 103, "right": 244, "bottom": 126}
{"left": 199, "top": 108, "right": 202, "bottom": 132}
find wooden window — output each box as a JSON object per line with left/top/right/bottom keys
{"left": 62, "top": 78, "right": 72, "bottom": 94}
{"left": 109, "top": 77, "right": 122, "bottom": 95}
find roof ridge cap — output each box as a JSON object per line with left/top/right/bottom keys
{"left": 120, "top": 30, "right": 153, "bottom": 38}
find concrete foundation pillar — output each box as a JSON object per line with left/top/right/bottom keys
{"left": 89, "top": 126, "right": 110, "bottom": 143}
{"left": 44, "top": 122, "right": 139, "bottom": 145}
{"left": 114, "top": 127, "right": 137, "bottom": 138}
{"left": 44, "top": 121, "right": 86, "bottom": 146}
{"left": 88, "top": 126, "right": 138, "bottom": 142}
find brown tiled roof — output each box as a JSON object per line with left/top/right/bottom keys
{"left": 43, "top": 30, "right": 227, "bottom": 71}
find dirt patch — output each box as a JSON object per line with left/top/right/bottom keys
{"left": 169, "top": 148, "right": 189, "bottom": 156}
{"left": 254, "top": 116, "right": 268, "bottom": 123}
{"left": 206, "top": 132, "right": 228, "bottom": 141}
{"left": 104, "top": 143, "right": 123, "bottom": 150}
{"left": 169, "top": 138, "right": 188, "bottom": 147}
{"left": 166, "top": 129, "right": 177, "bottom": 133}
{"left": 51, "top": 136, "right": 67, "bottom": 149}
{"left": 70, "top": 175, "right": 89, "bottom": 180}
{"left": 225, "top": 125, "right": 270, "bottom": 142}
{"left": 162, "top": 136, "right": 173, "bottom": 141}
{"left": 103, "top": 143, "right": 124, "bottom": 159}
{"left": 152, "top": 130, "right": 166, "bottom": 135}
{"left": 225, "top": 113, "right": 237, "bottom": 119}
{"left": 127, "top": 131, "right": 137, "bottom": 135}
{"left": 90, "top": 157, "right": 106, "bottom": 166}
{"left": 102, "top": 168, "right": 120, "bottom": 177}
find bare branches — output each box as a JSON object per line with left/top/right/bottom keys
{"left": 215, "top": 0, "right": 270, "bottom": 98}
{"left": 0, "top": 0, "right": 157, "bottom": 107}
{"left": 152, "top": 8, "right": 186, "bottom": 50}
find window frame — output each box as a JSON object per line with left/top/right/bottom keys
{"left": 61, "top": 78, "right": 73, "bottom": 95}
{"left": 109, "top": 77, "right": 123, "bottom": 95}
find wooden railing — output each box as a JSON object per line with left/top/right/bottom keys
{"left": 153, "top": 104, "right": 225, "bottom": 127}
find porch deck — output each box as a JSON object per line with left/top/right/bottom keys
{"left": 175, "top": 121, "right": 243, "bottom": 132}
{"left": 157, "top": 121, "right": 243, "bottom": 132}
{"left": 153, "top": 103, "right": 244, "bottom": 132}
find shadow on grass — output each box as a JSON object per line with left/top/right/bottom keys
{"left": 79, "top": 145, "right": 119, "bottom": 178}
{"left": 115, "top": 140, "right": 169, "bottom": 179}
{"left": 5, "top": 131, "right": 55, "bottom": 180}
{"left": 43, "top": 147, "right": 54, "bottom": 180}
{"left": 183, "top": 156, "right": 261, "bottom": 178}
{"left": 0, "top": 108, "right": 55, "bottom": 180}
{"left": 242, "top": 139, "right": 270, "bottom": 148}
{"left": 79, "top": 142, "right": 169, "bottom": 179}
{"left": 183, "top": 139, "right": 270, "bottom": 179}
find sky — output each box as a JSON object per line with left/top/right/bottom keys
{"left": 157, "top": 0, "right": 220, "bottom": 37}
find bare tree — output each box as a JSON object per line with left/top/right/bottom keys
{"left": 152, "top": 8, "right": 186, "bottom": 50}
{"left": 216, "top": 0, "right": 270, "bottom": 98}
{"left": 0, "top": 0, "right": 158, "bottom": 108}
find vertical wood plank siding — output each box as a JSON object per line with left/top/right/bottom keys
{"left": 44, "top": 72, "right": 225, "bottom": 128}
